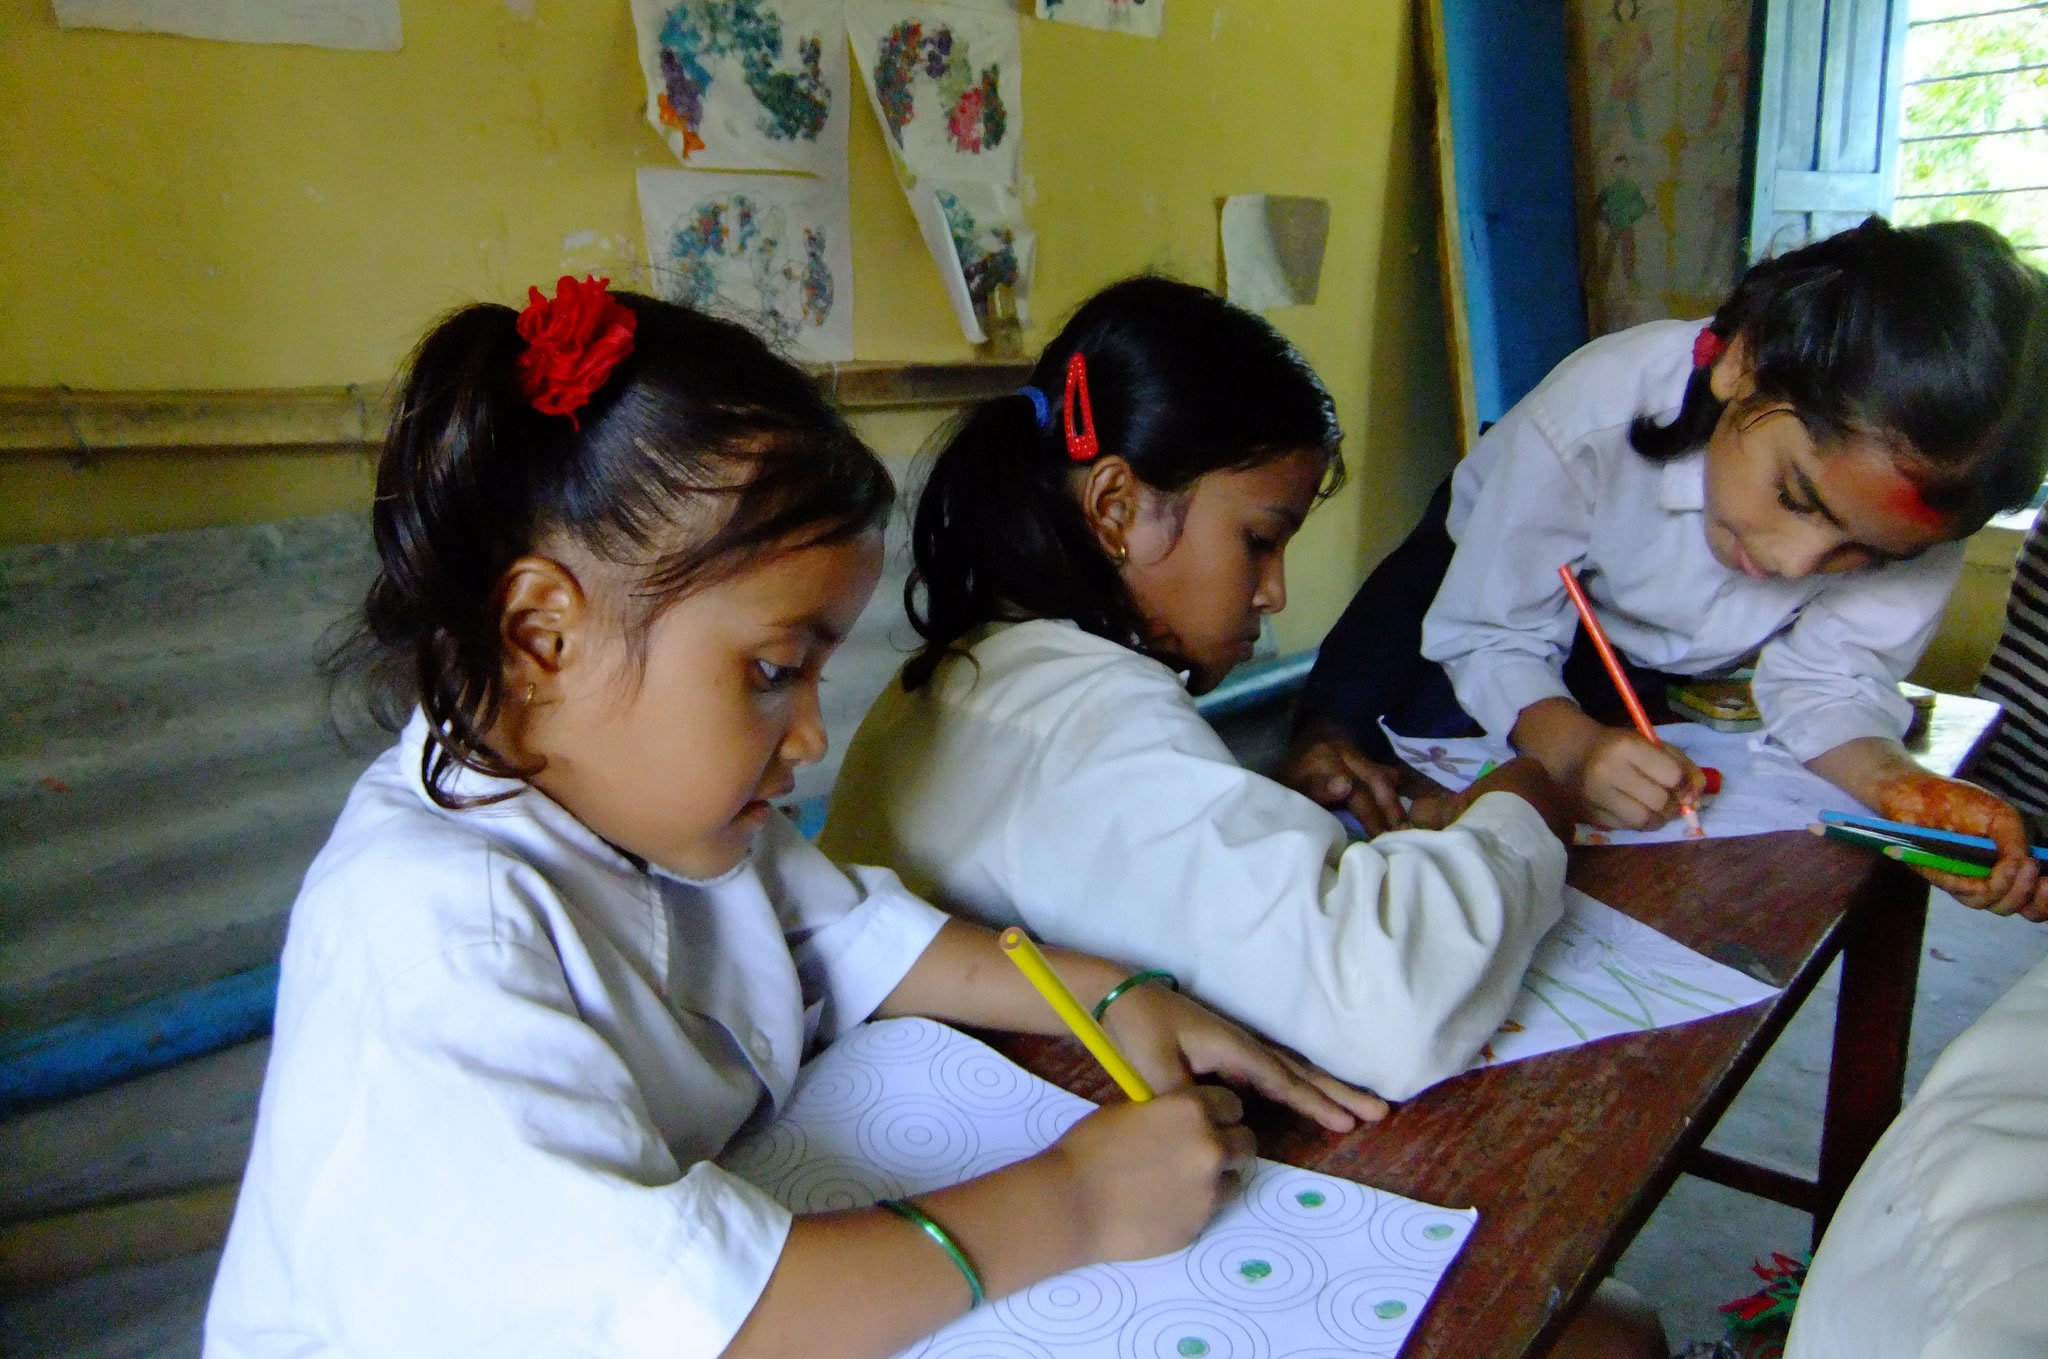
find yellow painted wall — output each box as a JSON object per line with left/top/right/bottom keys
{"left": 0, "top": 0, "right": 1456, "bottom": 651}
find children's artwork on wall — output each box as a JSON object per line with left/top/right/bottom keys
{"left": 1467, "top": 887, "right": 1779, "bottom": 1073}
{"left": 629, "top": 0, "right": 850, "bottom": 177}
{"left": 721, "top": 1017, "right": 1478, "bottom": 1357}
{"left": 908, "top": 179, "right": 1035, "bottom": 343}
{"left": 50, "top": 0, "right": 400, "bottom": 49}
{"left": 637, "top": 168, "right": 853, "bottom": 363}
{"left": 1379, "top": 717, "right": 1860, "bottom": 846}
{"left": 848, "top": 0, "right": 1023, "bottom": 187}
{"left": 1035, "top": 0, "right": 1163, "bottom": 39}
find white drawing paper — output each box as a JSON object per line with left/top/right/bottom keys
{"left": 1035, "top": 0, "right": 1163, "bottom": 39}
{"left": 848, "top": 0, "right": 1023, "bottom": 186}
{"left": 51, "top": 0, "right": 400, "bottom": 49}
{"left": 1221, "top": 194, "right": 1331, "bottom": 310}
{"left": 1381, "top": 718, "right": 1862, "bottom": 846}
{"left": 630, "top": 0, "right": 850, "bottom": 178}
{"left": 720, "top": 1018, "right": 1478, "bottom": 1357}
{"left": 638, "top": 168, "right": 853, "bottom": 363}
{"left": 908, "top": 178, "right": 1035, "bottom": 343}
{"left": 1470, "top": 887, "right": 1780, "bottom": 1072}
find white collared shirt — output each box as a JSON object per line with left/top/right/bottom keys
{"left": 205, "top": 712, "right": 946, "bottom": 1358}
{"left": 1419, "top": 318, "right": 1965, "bottom": 762}
{"left": 819, "top": 619, "right": 1568, "bottom": 1101}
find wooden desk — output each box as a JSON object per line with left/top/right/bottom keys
{"left": 995, "top": 694, "right": 2003, "bottom": 1359}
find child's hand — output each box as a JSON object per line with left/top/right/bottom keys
{"left": 1043, "top": 1086, "right": 1254, "bottom": 1262}
{"left": 1419, "top": 755, "right": 1578, "bottom": 843}
{"left": 1275, "top": 726, "right": 1410, "bottom": 836}
{"left": 1101, "top": 985, "right": 1388, "bottom": 1131}
{"left": 1578, "top": 727, "right": 1708, "bottom": 830}
{"left": 1875, "top": 771, "right": 2047, "bottom": 921}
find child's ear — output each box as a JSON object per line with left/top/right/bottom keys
{"left": 1077, "top": 456, "right": 1141, "bottom": 556}
{"left": 496, "top": 555, "right": 587, "bottom": 697}
{"left": 1709, "top": 333, "right": 1754, "bottom": 403}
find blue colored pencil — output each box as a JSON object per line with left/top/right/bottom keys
{"left": 1818, "top": 809, "right": 2048, "bottom": 864}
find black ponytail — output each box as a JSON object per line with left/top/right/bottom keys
{"left": 334, "top": 292, "right": 893, "bottom": 807}
{"left": 903, "top": 275, "right": 1344, "bottom": 690}
{"left": 1631, "top": 217, "right": 2048, "bottom": 530}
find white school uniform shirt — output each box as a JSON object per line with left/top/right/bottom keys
{"left": 1784, "top": 951, "right": 2048, "bottom": 1359}
{"left": 1419, "top": 318, "right": 1965, "bottom": 763}
{"left": 205, "top": 711, "right": 946, "bottom": 1359}
{"left": 818, "top": 619, "right": 1567, "bottom": 1101}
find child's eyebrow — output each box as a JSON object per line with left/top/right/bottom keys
{"left": 1263, "top": 504, "right": 1308, "bottom": 530}
{"left": 1789, "top": 463, "right": 1848, "bottom": 530}
{"left": 773, "top": 614, "right": 846, "bottom": 647}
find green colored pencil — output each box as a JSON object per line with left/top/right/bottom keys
{"left": 1882, "top": 844, "right": 1993, "bottom": 878}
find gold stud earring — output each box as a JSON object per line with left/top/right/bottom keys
{"left": 524, "top": 682, "right": 537, "bottom": 706}
{"left": 1109, "top": 542, "right": 1129, "bottom": 566}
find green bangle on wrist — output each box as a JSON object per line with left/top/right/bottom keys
{"left": 1090, "top": 968, "right": 1180, "bottom": 1023}
{"left": 879, "top": 1197, "right": 984, "bottom": 1309}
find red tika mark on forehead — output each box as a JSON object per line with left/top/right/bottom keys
{"left": 1886, "top": 479, "right": 1948, "bottom": 528}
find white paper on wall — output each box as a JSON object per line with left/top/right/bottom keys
{"left": 721, "top": 1018, "right": 1479, "bottom": 1357}
{"left": 638, "top": 167, "right": 854, "bottom": 363}
{"left": 1035, "top": 0, "right": 1163, "bottom": 39}
{"left": 629, "top": 0, "right": 851, "bottom": 178}
{"left": 51, "top": 0, "right": 400, "bottom": 49}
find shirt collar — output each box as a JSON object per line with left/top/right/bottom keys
{"left": 1657, "top": 452, "right": 1707, "bottom": 513}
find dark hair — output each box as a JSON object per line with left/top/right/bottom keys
{"left": 902, "top": 275, "right": 1344, "bottom": 689}
{"left": 1631, "top": 216, "right": 2048, "bottom": 530}
{"left": 334, "top": 292, "right": 893, "bottom": 807}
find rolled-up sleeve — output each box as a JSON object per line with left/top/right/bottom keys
{"left": 1005, "top": 683, "right": 1567, "bottom": 1100}
{"left": 1421, "top": 407, "right": 1609, "bottom": 740}
{"left": 1752, "top": 542, "right": 1966, "bottom": 762}
{"left": 755, "top": 812, "right": 949, "bottom": 1043}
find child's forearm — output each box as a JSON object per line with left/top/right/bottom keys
{"left": 1804, "top": 735, "right": 1920, "bottom": 808}
{"left": 724, "top": 1152, "right": 1089, "bottom": 1359}
{"left": 876, "top": 920, "right": 1134, "bottom": 1034}
{"left": 1509, "top": 696, "right": 1603, "bottom": 781}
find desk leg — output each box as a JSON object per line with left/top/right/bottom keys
{"left": 1814, "top": 881, "right": 1927, "bottom": 1247}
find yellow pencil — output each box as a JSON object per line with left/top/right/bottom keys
{"left": 997, "top": 927, "right": 1155, "bottom": 1102}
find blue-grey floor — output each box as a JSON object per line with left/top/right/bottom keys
{"left": 4, "top": 698, "right": 2043, "bottom": 1356}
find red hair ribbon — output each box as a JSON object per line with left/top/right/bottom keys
{"left": 515, "top": 275, "right": 637, "bottom": 430}
{"left": 1692, "top": 327, "right": 1726, "bottom": 371}
{"left": 1063, "top": 352, "right": 1100, "bottom": 462}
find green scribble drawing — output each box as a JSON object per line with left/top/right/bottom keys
{"left": 1237, "top": 1258, "right": 1272, "bottom": 1281}
{"left": 1373, "top": 1299, "right": 1409, "bottom": 1320}
{"left": 1295, "top": 1189, "right": 1326, "bottom": 1208}
{"left": 1523, "top": 970, "right": 1592, "bottom": 1040}
{"left": 1525, "top": 954, "right": 1724, "bottom": 1034}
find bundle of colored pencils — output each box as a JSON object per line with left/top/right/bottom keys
{"left": 1809, "top": 809, "right": 2048, "bottom": 879}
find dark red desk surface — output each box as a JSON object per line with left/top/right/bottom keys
{"left": 990, "top": 693, "right": 2004, "bottom": 1359}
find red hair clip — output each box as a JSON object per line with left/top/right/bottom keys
{"left": 1063, "top": 352, "right": 1100, "bottom": 462}
{"left": 515, "top": 275, "right": 637, "bottom": 430}
{"left": 1692, "top": 327, "right": 1726, "bottom": 371}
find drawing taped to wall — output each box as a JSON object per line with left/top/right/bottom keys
{"left": 630, "top": 0, "right": 851, "bottom": 177}
{"left": 51, "top": 0, "right": 400, "bottom": 49}
{"left": 1036, "top": 0, "right": 1163, "bottom": 39}
{"left": 908, "top": 178, "right": 1035, "bottom": 343}
{"left": 848, "top": 0, "right": 1022, "bottom": 186}
{"left": 637, "top": 168, "right": 853, "bottom": 363}
{"left": 721, "top": 1018, "right": 1478, "bottom": 1357}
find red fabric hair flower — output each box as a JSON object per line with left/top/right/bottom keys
{"left": 1692, "top": 326, "right": 1726, "bottom": 371}
{"left": 515, "top": 275, "right": 637, "bottom": 429}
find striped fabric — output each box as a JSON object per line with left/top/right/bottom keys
{"left": 1974, "top": 514, "right": 2048, "bottom": 819}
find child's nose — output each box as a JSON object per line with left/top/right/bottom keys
{"left": 780, "top": 678, "right": 829, "bottom": 768}
{"left": 1255, "top": 556, "right": 1287, "bottom": 614}
{"left": 1778, "top": 522, "right": 1849, "bottom": 579}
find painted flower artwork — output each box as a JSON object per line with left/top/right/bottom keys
{"left": 631, "top": 0, "right": 848, "bottom": 176}
{"left": 1036, "top": 0, "right": 1163, "bottom": 39}
{"left": 873, "top": 20, "right": 1007, "bottom": 156}
{"left": 936, "top": 188, "right": 1018, "bottom": 308}
{"left": 849, "top": 1, "right": 1020, "bottom": 185}
{"left": 637, "top": 169, "right": 852, "bottom": 363}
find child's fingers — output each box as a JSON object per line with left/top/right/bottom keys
{"left": 1336, "top": 752, "right": 1410, "bottom": 833}
{"left": 1659, "top": 743, "right": 1709, "bottom": 804}
{"left": 1187, "top": 1027, "right": 1375, "bottom": 1132}
{"left": 1192, "top": 1081, "right": 1246, "bottom": 1128}
{"left": 1277, "top": 1050, "right": 1390, "bottom": 1126}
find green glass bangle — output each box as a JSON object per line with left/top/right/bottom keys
{"left": 1090, "top": 968, "right": 1180, "bottom": 1023}
{"left": 879, "top": 1197, "right": 985, "bottom": 1309}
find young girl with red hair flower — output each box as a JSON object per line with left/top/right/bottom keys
{"left": 202, "top": 278, "right": 1381, "bottom": 1358}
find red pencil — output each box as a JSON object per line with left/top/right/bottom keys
{"left": 1557, "top": 564, "right": 1704, "bottom": 836}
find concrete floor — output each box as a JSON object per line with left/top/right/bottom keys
{"left": 5, "top": 698, "right": 2044, "bottom": 1356}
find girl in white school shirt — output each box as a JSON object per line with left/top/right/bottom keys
{"left": 1292, "top": 218, "right": 2048, "bottom": 919}
{"left": 203, "top": 279, "right": 1387, "bottom": 1359}
{"left": 820, "top": 277, "right": 1580, "bottom": 1104}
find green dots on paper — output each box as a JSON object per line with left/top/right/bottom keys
{"left": 1176, "top": 1339, "right": 1211, "bottom": 1356}
{"left": 1373, "top": 1299, "right": 1409, "bottom": 1320}
{"left": 1294, "top": 1189, "right": 1326, "bottom": 1208}
{"left": 1422, "top": 1222, "right": 1454, "bottom": 1240}
{"left": 1237, "top": 1258, "right": 1272, "bottom": 1282}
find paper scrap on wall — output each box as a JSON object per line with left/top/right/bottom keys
{"left": 1221, "top": 194, "right": 1331, "bottom": 310}
{"left": 630, "top": 0, "right": 851, "bottom": 178}
{"left": 1035, "top": 0, "right": 1162, "bottom": 39}
{"left": 638, "top": 168, "right": 853, "bottom": 363}
{"left": 51, "top": 0, "right": 400, "bottom": 49}
{"left": 848, "top": 0, "right": 1022, "bottom": 187}
{"left": 909, "top": 179, "right": 1034, "bottom": 344}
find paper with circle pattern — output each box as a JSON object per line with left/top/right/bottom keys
{"left": 720, "top": 1017, "right": 1477, "bottom": 1357}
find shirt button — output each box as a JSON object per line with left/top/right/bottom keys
{"left": 748, "top": 1031, "right": 773, "bottom": 1064}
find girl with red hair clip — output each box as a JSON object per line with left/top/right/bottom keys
{"left": 204, "top": 277, "right": 1383, "bottom": 1358}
